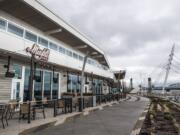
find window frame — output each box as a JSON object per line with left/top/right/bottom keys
{"left": 25, "top": 30, "right": 37, "bottom": 43}
{"left": 7, "top": 22, "right": 24, "bottom": 37}
{"left": 0, "top": 18, "right": 7, "bottom": 30}
{"left": 49, "top": 42, "right": 58, "bottom": 51}
{"left": 38, "top": 36, "right": 49, "bottom": 47}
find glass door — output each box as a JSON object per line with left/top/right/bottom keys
{"left": 12, "top": 79, "right": 21, "bottom": 101}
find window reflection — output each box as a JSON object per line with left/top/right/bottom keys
{"left": 34, "top": 70, "right": 43, "bottom": 100}
{"left": 13, "top": 64, "right": 22, "bottom": 79}
{"left": 52, "top": 73, "right": 59, "bottom": 99}
{"left": 44, "top": 71, "right": 51, "bottom": 100}
{"left": 67, "top": 74, "right": 80, "bottom": 93}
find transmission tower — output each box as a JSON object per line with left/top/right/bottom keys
{"left": 162, "top": 44, "right": 175, "bottom": 95}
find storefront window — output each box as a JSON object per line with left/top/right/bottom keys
{"left": 52, "top": 73, "right": 59, "bottom": 99}
{"left": 94, "top": 79, "right": 102, "bottom": 95}
{"left": 44, "top": 71, "right": 51, "bottom": 100}
{"left": 13, "top": 64, "right": 22, "bottom": 79}
{"left": 67, "top": 74, "right": 79, "bottom": 93}
{"left": 34, "top": 70, "right": 43, "bottom": 100}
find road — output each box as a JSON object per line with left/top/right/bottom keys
{"left": 32, "top": 95, "right": 149, "bottom": 135}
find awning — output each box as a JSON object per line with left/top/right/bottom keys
{"left": 0, "top": 0, "right": 110, "bottom": 67}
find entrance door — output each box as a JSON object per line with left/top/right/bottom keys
{"left": 12, "top": 79, "right": 22, "bottom": 101}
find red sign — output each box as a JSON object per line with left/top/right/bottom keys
{"left": 26, "top": 44, "right": 50, "bottom": 63}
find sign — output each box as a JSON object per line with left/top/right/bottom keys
{"left": 26, "top": 44, "right": 50, "bottom": 63}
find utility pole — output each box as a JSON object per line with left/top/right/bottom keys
{"left": 162, "top": 44, "right": 175, "bottom": 95}
{"left": 80, "top": 54, "right": 88, "bottom": 112}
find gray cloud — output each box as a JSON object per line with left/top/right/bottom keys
{"left": 40, "top": 0, "right": 180, "bottom": 86}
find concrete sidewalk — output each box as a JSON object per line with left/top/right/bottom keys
{"left": 29, "top": 96, "right": 149, "bottom": 135}
{"left": 0, "top": 99, "right": 127, "bottom": 135}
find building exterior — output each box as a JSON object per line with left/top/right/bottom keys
{"left": 0, "top": 0, "right": 114, "bottom": 102}
{"left": 112, "top": 70, "right": 126, "bottom": 93}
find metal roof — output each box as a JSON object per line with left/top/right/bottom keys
{"left": 0, "top": 0, "right": 110, "bottom": 67}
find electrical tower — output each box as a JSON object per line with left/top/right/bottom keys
{"left": 162, "top": 44, "right": 175, "bottom": 95}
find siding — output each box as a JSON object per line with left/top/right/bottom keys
{"left": 0, "top": 59, "right": 12, "bottom": 101}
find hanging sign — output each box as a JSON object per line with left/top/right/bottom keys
{"left": 26, "top": 44, "right": 50, "bottom": 63}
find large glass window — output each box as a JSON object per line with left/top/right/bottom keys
{"left": 24, "top": 68, "right": 30, "bottom": 101}
{"left": 8, "top": 23, "right": 24, "bottom": 37}
{"left": 44, "top": 71, "right": 51, "bottom": 100}
{"left": 59, "top": 46, "right": 65, "bottom": 54}
{"left": 79, "top": 55, "right": 84, "bottom": 61}
{"left": 66, "top": 50, "right": 72, "bottom": 57}
{"left": 73, "top": 53, "right": 78, "bottom": 59}
{"left": 34, "top": 70, "right": 43, "bottom": 100}
{"left": 52, "top": 73, "right": 59, "bottom": 99}
{"left": 25, "top": 30, "right": 37, "bottom": 43}
{"left": 13, "top": 64, "right": 22, "bottom": 79}
{"left": 0, "top": 19, "right": 6, "bottom": 30}
{"left": 67, "top": 74, "right": 79, "bottom": 93}
{"left": 49, "top": 42, "right": 58, "bottom": 51}
{"left": 87, "top": 59, "right": 92, "bottom": 65}
{"left": 94, "top": 79, "right": 102, "bottom": 95}
{"left": 38, "top": 37, "right": 48, "bottom": 47}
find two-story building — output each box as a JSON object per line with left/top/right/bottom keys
{"left": 0, "top": 0, "right": 114, "bottom": 102}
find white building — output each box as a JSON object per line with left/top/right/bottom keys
{"left": 0, "top": 0, "right": 114, "bottom": 102}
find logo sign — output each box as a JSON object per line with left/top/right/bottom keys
{"left": 26, "top": 44, "right": 50, "bottom": 63}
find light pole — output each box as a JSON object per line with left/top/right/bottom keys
{"left": 80, "top": 54, "right": 88, "bottom": 112}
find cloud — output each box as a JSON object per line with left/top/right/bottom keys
{"left": 40, "top": 0, "right": 180, "bottom": 86}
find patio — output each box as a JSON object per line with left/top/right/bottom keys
{"left": 0, "top": 93, "right": 126, "bottom": 135}
{"left": 0, "top": 95, "right": 126, "bottom": 135}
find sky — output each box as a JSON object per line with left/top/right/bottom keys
{"left": 40, "top": 0, "right": 180, "bottom": 87}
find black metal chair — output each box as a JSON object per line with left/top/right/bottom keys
{"left": 56, "top": 99, "right": 65, "bottom": 115}
{"left": 8, "top": 100, "right": 18, "bottom": 119}
{"left": 0, "top": 104, "right": 9, "bottom": 129}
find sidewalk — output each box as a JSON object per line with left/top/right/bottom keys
{"left": 28, "top": 95, "right": 149, "bottom": 135}
{"left": 0, "top": 99, "right": 126, "bottom": 135}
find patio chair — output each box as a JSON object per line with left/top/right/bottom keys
{"left": 32, "top": 99, "right": 46, "bottom": 119}
{"left": 72, "top": 97, "right": 78, "bottom": 111}
{"left": 0, "top": 104, "right": 10, "bottom": 129}
{"left": 84, "top": 97, "right": 90, "bottom": 108}
{"left": 19, "top": 103, "right": 31, "bottom": 120}
{"left": 8, "top": 100, "right": 18, "bottom": 119}
{"left": 56, "top": 100, "right": 65, "bottom": 114}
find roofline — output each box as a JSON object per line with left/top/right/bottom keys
{"left": 21, "top": 0, "right": 111, "bottom": 67}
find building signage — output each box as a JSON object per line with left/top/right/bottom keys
{"left": 26, "top": 44, "right": 50, "bottom": 63}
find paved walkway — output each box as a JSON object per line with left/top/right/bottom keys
{"left": 0, "top": 98, "right": 126, "bottom": 135}
{"left": 31, "top": 96, "right": 149, "bottom": 135}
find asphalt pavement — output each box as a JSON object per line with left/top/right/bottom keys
{"left": 31, "top": 96, "right": 149, "bottom": 135}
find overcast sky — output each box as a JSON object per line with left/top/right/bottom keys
{"left": 40, "top": 0, "right": 180, "bottom": 86}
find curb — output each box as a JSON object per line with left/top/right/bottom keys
{"left": 130, "top": 102, "right": 150, "bottom": 135}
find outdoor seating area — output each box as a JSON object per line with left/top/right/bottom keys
{"left": 0, "top": 93, "right": 126, "bottom": 129}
